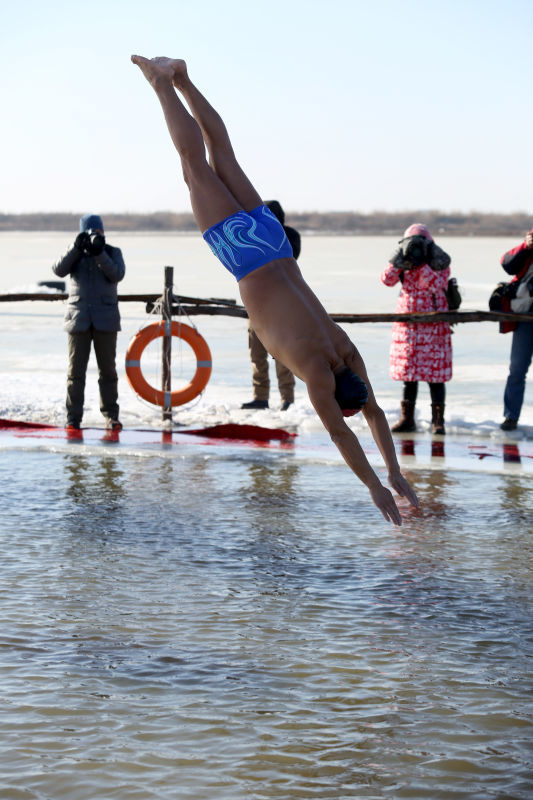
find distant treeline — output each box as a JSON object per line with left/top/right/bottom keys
{"left": 1, "top": 210, "right": 532, "bottom": 236}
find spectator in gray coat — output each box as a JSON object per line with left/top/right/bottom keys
{"left": 53, "top": 214, "right": 126, "bottom": 430}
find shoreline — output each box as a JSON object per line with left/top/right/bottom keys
{"left": 1, "top": 210, "right": 531, "bottom": 236}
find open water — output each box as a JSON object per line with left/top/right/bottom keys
{"left": 0, "top": 233, "right": 532, "bottom": 799}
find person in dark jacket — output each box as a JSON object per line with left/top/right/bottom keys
{"left": 499, "top": 228, "right": 533, "bottom": 431}
{"left": 241, "top": 200, "right": 301, "bottom": 411}
{"left": 53, "top": 214, "right": 126, "bottom": 430}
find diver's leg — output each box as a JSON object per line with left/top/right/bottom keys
{"left": 172, "top": 60, "right": 262, "bottom": 212}
{"left": 131, "top": 55, "right": 241, "bottom": 231}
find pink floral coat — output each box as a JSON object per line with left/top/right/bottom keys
{"left": 381, "top": 262, "right": 452, "bottom": 383}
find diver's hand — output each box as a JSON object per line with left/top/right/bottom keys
{"left": 369, "top": 483, "right": 402, "bottom": 526}
{"left": 388, "top": 470, "right": 419, "bottom": 508}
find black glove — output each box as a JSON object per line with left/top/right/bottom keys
{"left": 74, "top": 232, "right": 91, "bottom": 253}
{"left": 89, "top": 234, "right": 106, "bottom": 255}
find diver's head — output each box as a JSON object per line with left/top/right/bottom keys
{"left": 334, "top": 367, "right": 369, "bottom": 417}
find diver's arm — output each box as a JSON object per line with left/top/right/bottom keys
{"left": 306, "top": 368, "right": 403, "bottom": 526}
{"left": 342, "top": 348, "right": 419, "bottom": 509}
{"left": 362, "top": 398, "right": 418, "bottom": 508}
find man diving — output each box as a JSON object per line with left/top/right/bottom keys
{"left": 131, "top": 55, "right": 419, "bottom": 525}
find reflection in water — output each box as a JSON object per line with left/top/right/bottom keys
{"left": 503, "top": 442, "right": 521, "bottom": 464}
{"left": 400, "top": 437, "right": 445, "bottom": 460}
{"left": 66, "top": 428, "right": 122, "bottom": 445}
{"left": 101, "top": 428, "right": 120, "bottom": 445}
{"left": 235, "top": 460, "right": 304, "bottom": 593}
{"left": 240, "top": 462, "right": 299, "bottom": 537}
{"left": 244, "top": 461, "right": 298, "bottom": 504}
{"left": 0, "top": 450, "right": 531, "bottom": 800}
{"left": 417, "top": 466, "right": 453, "bottom": 521}
{"left": 431, "top": 438, "right": 445, "bottom": 459}
{"left": 498, "top": 444, "right": 531, "bottom": 530}
{"left": 63, "top": 454, "right": 128, "bottom": 542}
{"left": 398, "top": 439, "right": 451, "bottom": 523}
{"left": 498, "top": 470, "right": 533, "bottom": 518}
{"left": 239, "top": 460, "right": 299, "bottom": 538}
{"left": 66, "top": 428, "right": 84, "bottom": 444}
{"left": 64, "top": 453, "right": 125, "bottom": 506}
{"left": 400, "top": 438, "right": 415, "bottom": 457}
{"left": 400, "top": 437, "right": 533, "bottom": 475}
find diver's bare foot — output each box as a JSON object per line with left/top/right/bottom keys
{"left": 131, "top": 55, "right": 175, "bottom": 87}
{"left": 169, "top": 59, "right": 189, "bottom": 91}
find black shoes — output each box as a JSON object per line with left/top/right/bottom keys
{"left": 500, "top": 417, "right": 517, "bottom": 431}
{"left": 241, "top": 399, "right": 269, "bottom": 410}
{"left": 241, "top": 399, "right": 294, "bottom": 410}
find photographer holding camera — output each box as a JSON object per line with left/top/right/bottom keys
{"left": 499, "top": 228, "right": 533, "bottom": 431}
{"left": 381, "top": 223, "right": 452, "bottom": 435}
{"left": 53, "top": 213, "right": 126, "bottom": 431}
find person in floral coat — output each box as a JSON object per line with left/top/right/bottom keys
{"left": 381, "top": 223, "right": 452, "bottom": 435}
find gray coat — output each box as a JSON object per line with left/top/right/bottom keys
{"left": 53, "top": 244, "right": 126, "bottom": 333}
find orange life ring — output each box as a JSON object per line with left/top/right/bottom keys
{"left": 125, "top": 321, "right": 212, "bottom": 407}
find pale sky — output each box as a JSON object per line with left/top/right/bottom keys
{"left": 2, "top": 0, "right": 532, "bottom": 214}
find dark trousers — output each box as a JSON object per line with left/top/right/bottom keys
{"left": 503, "top": 321, "right": 533, "bottom": 420}
{"left": 66, "top": 328, "right": 119, "bottom": 424}
{"left": 403, "top": 381, "right": 446, "bottom": 405}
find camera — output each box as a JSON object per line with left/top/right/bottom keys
{"left": 401, "top": 235, "right": 429, "bottom": 267}
{"left": 87, "top": 230, "right": 105, "bottom": 255}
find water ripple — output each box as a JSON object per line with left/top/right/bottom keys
{"left": 0, "top": 452, "right": 531, "bottom": 799}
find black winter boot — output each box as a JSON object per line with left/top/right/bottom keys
{"left": 391, "top": 400, "right": 416, "bottom": 433}
{"left": 241, "top": 399, "right": 269, "bottom": 410}
{"left": 431, "top": 403, "right": 446, "bottom": 435}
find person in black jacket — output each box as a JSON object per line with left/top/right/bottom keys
{"left": 241, "top": 200, "right": 301, "bottom": 411}
{"left": 53, "top": 214, "right": 126, "bottom": 430}
{"left": 499, "top": 228, "right": 533, "bottom": 431}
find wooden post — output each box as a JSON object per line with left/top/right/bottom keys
{"left": 162, "top": 266, "right": 173, "bottom": 423}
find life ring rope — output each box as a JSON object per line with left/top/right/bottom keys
{"left": 125, "top": 321, "right": 212, "bottom": 407}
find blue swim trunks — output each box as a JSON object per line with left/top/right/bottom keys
{"left": 203, "top": 205, "right": 294, "bottom": 281}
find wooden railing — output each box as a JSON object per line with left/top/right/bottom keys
{"left": 1, "top": 292, "right": 532, "bottom": 324}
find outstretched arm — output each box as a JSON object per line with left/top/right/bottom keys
{"left": 345, "top": 348, "right": 419, "bottom": 509}
{"left": 362, "top": 395, "right": 419, "bottom": 507}
{"left": 306, "top": 366, "right": 417, "bottom": 526}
